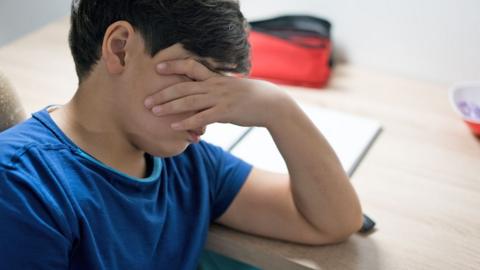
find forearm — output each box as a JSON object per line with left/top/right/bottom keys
{"left": 265, "top": 96, "right": 363, "bottom": 239}
{"left": 148, "top": 59, "right": 364, "bottom": 242}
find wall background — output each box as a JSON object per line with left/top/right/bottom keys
{"left": 0, "top": 0, "right": 70, "bottom": 46}
{"left": 240, "top": 0, "right": 480, "bottom": 84}
{"left": 0, "top": 0, "right": 479, "bottom": 84}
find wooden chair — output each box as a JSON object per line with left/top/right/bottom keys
{"left": 0, "top": 71, "right": 26, "bottom": 132}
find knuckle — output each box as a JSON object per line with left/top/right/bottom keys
{"left": 186, "top": 59, "right": 197, "bottom": 69}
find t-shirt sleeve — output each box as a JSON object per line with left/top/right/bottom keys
{"left": 198, "top": 141, "right": 253, "bottom": 221}
{"left": 0, "top": 168, "right": 72, "bottom": 269}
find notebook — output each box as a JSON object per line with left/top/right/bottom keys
{"left": 202, "top": 102, "right": 382, "bottom": 177}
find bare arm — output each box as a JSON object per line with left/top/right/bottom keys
{"left": 146, "top": 59, "right": 363, "bottom": 244}
{"left": 217, "top": 96, "right": 363, "bottom": 244}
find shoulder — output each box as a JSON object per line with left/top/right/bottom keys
{"left": 0, "top": 117, "right": 41, "bottom": 168}
{"left": 0, "top": 116, "right": 70, "bottom": 170}
{"left": 0, "top": 127, "right": 73, "bottom": 206}
{"left": 0, "top": 127, "right": 78, "bottom": 236}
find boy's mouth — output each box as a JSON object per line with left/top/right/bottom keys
{"left": 187, "top": 127, "right": 206, "bottom": 143}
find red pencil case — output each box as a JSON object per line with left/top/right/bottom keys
{"left": 248, "top": 16, "right": 333, "bottom": 88}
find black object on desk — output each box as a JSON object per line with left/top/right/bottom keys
{"left": 359, "top": 214, "right": 376, "bottom": 233}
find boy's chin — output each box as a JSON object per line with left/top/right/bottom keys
{"left": 145, "top": 142, "right": 191, "bottom": 158}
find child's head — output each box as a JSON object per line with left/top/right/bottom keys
{"left": 67, "top": 0, "right": 251, "bottom": 157}
{"left": 69, "top": 0, "right": 250, "bottom": 82}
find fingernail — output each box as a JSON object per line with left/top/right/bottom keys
{"left": 144, "top": 98, "right": 154, "bottom": 108}
{"left": 171, "top": 122, "right": 182, "bottom": 130}
{"left": 157, "top": 63, "right": 167, "bottom": 71}
{"left": 152, "top": 106, "right": 163, "bottom": 114}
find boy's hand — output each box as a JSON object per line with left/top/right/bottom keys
{"left": 144, "top": 59, "right": 293, "bottom": 131}
{"left": 144, "top": 60, "right": 363, "bottom": 245}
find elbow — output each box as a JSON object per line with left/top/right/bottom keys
{"left": 308, "top": 211, "right": 364, "bottom": 245}
{"left": 325, "top": 224, "right": 361, "bottom": 244}
{"left": 323, "top": 212, "right": 364, "bottom": 244}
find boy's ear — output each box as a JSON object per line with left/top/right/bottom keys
{"left": 101, "top": 21, "right": 136, "bottom": 75}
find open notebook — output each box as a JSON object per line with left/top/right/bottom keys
{"left": 202, "top": 102, "right": 382, "bottom": 177}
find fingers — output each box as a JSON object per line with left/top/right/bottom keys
{"left": 171, "top": 108, "right": 218, "bottom": 131}
{"left": 156, "top": 59, "right": 218, "bottom": 81}
{"left": 144, "top": 81, "right": 207, "bottom": 109}
{"left": 150, "top": 94, "right": 215, "bottom": 117}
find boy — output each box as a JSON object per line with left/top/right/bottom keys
{"left": 0, "top": 0, "right": 363, "bottom": 269}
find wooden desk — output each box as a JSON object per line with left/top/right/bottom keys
{"left": 1, "top": 18, "right": 479, "bottom": 270}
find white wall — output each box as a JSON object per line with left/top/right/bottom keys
{"left": 0, "top": 0, "right": 478, "bottom": 84}
{"left": 240, "top": 0, "right": 480, "bottom": 84}
{"left": 0, "top": 0, "right": 70, "bottom": 46}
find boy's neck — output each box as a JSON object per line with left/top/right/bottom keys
{"left": 50, "top": 81, "right": 149, "bottom": 179}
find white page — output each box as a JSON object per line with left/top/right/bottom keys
{"left": 201, "top": 123, "right": 251, "bottom": 151}
{"left": 230, "top": 103, "right": 382, "bottom": 177}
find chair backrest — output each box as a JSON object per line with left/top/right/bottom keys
{"left": 0, "top": 71, "right": 26, "bottom": 132}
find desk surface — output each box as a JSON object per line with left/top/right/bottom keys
{"left": 1, "top": 18, "right": 479, "bottom": 270}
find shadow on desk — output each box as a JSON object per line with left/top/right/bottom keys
{"left": 294, "top": 235, "right": 382, "bottom": 270}
{"left": 207, "top": 224, "right": 381, "bottom": 270}
{"left": 291, "top": 233, "right": 381, "bottom": 270}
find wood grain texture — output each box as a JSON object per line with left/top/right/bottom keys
{"left": 1, "top": 17, "right": 479, "bottom": 270}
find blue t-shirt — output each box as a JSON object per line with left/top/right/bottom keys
{"left": 0, "top": 109, "right": 252, "bottom": 270}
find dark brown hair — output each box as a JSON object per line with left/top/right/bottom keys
{"left": 69, "top": 0, "right": 251, "bottom": 82}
